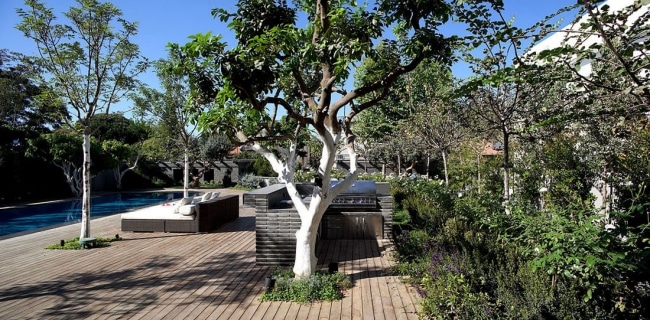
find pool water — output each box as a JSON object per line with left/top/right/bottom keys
{"left": 0, "top": 191, "right": 194, "bottom": 238}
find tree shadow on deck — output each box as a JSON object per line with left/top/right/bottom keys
{"left": 0, "top": 238, "right": 267, "bottom": 319}
{"left": 316, "top": 239, "right": 390, "bottom": 283}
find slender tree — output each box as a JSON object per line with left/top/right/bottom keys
{"left": 91, "top": 113, "right": 148, "bottom": 189}
{"left": 132, "top": 58, "right": 207, "bottom": 197}
{"left": 454, "top": 0, "right": 564, "bottom": 202}
{"left": 17, "top": 0, "right": 148, "bottom": 239}
{"left": 26, "top": 130, "right": 103, "bottom": 197}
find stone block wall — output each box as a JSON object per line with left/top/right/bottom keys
{"left": 248, "top": 182, "right": 393, "bottom": 266}
{"left": 255, "top": 209, "right": 301, "bottom": 265}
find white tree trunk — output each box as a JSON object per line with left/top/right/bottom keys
{"left": 442, "top": 149, "right": 449, "bottom": 186}
{"left": 54, "top": 162, "right": 82, "bottom": 197}
{"left": 113, "top": 167, "right": 121, "bottom": 190}
{"left": 183, "top": 148, "right": 189, "bottom": 198}
{"left": 79, "top": 131, "right": 92, "bottom": 239}
{"left": 113, "top": 152, "right": 140, "bottom": 190}
{"left": 477, "top": 154, "right": 481, "bottom": 194}
{"left": 426, "top": 153, "right": 430, "bottom": 180}
{"left": 245, "top": 129, "right": 359, "bottom": 278}
{"left": 293, "top": 196, "right": 327, "bottom": 277}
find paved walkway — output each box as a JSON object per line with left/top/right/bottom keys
{"left": 0, "top": 189, "right": 420, "bottom": 319}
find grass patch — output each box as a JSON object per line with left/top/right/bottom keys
{"left": 230, "top": 185, "right": 253, "bottom": 191}
{"left": 45, "top": 235, "right": 121, "bottom": 250}
{"left": 260, "top": 267, "right": 353, "bottom": 303}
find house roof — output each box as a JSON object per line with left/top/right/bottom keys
{"left": 481, "top": 142, "right": 503, "bottom": 156}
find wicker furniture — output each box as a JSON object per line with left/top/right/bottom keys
{"left": 121, "top": 194, "right": 239, "bottom": 233}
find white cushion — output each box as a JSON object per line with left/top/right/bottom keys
{"left": 121, "top": 206, "right": 194, "bottom": 220}
{"left": 174, "top": 197, "right": 194, "bottom": 213}
{"left": 178, "top": 204, "right": 196, "bottom": 216}
{"left": 210, "top": 192, "right": 220, "bottom": 200}
{"left": 201, "top": 192, "right": 212, "bottom": 202}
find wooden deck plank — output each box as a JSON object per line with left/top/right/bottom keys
{"left": 326, "top": 240, "right": 344, "bottom": 320}
{"left": 341, "top": 239, "right": 355, "bottom": 320}
{"left": 282, "top": 300, "right": 302, "bottom": 320}
{"left": 166, "top": 220, "right": 257, "bottom": 315}
{"left": 0, "top": 189, "right": 421, "bottom": 319}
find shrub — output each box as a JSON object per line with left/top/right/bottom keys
{"left": 252, "top": 154, "right": 275, "bottom": 176}
{"left": 260, "top": 268, "right": 353, "bottom": 303}
{"left": 357, "top": 172, "right": 392, "bottom": 182}
{"left": 394, "top": 229, "right": 432, "bottom": 262}
{"left": 294, "top": 169, "right": 316, "bottom": 182}
{"left": 238, "top": 173, "right": 263, "bottom": 189}
{"left": 395, "top": 178, "right": 455, "bottom": 231}
{"left": 45, "top": 236, "right": 117, "bottom": 250}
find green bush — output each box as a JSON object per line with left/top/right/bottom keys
{"left": 392, "top": 208, "right": 410, "bottom": 226}
{"left": 252, "top": 154, "right": 275, "bottom": 176}
{"left": 357, "top": 172, "right": 391, "bottom": 182}
{"left": 238, "top": 173, "right": 263, "bottom": 189}
{"left": 394, "top": 229, "right": 432, "bottom": 262}
{"left": 294, "top": 169, "right": 316, "bottom": 182}
{"left": 260, "top": 268, "right": 353, "bottom": 303}
{"left": 45, "top": 236, "right": 117, "bottom": 250}
{"left": 399, "top": 179, "right": 455, "bottom": 231}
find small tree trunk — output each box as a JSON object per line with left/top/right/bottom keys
{"left": 56, "top": 162, "right": 82, "bottom": 197}
{"left": 503, "top": 133, "right": 510, "bottom": 202}
{"left": 293, "top": 218, "right": 320, "bottom": 278}
{"left": 115, "top": 151, "right": 140, "bottom": 190}
{"left": 79, "top": 129, "right": 92, "bottom": 239}
{"left": 183, "top": 149, "right": 189, "bottom": 198}
{"left": 477, "top": 154, "right": 481, "bottom": 194}
{"left": 397, "top": 153, "right": 402, "bottom": 176}
{"left": 113, "top": 167, "right": 122, "bottom": 190}
{"left": 442, "top": 149, "right": 449, "bottom": 186}
{"left": 426, "top": 153, "right": 430, "bottom": 180}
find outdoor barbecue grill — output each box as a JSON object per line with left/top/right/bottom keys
{"left": 328, "top": 180, "right": 377, "bottom": 209}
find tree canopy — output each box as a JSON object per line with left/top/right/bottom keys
{"left": 167, "top": 0, "right": 467, "bottom": 277}
{"left": 17, "top": 0, "right": 148, "bottom": 239}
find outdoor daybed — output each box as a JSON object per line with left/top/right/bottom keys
{"left": 121, "top": 193, "right": 239, "bottom": 233}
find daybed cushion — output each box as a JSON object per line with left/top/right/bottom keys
{"left": 178, "top": 204, "right": 196, "bottom": 216}
{"left": 210, "top": 192, "right": 220, "bottom": 199}
{"left": 121, "top": 207, "right": 194, "bottom": 220}
{"left": 174, "top": 197, "right": 194, "bottom": 213}
{"left": 201, "top": 192, "right": 212, "bottom": 201}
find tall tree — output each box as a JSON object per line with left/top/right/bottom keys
{"left": 532, "top": 0, "right": 650, "bottom": 118}
{"left": 132, "top": 58, "right": 207, "bottom": 197}
{"left": 91, "top": 113, "right": 149, "bottom": 189}
{"left": 0, "top": 49, "right": 68, "bottom": 200}
{"left": 454, "top": 0, "right": 564, "bottom": 203}
{"left": 0, "top": 49, "right": 68, "bottom": 134}
{"left": 526, "top": 0, "right": 650, "bottom": 213}
{"left": 353, "top": 43, "right": 422, "bottom": 176}
{"left": 17, "top": 0, "right": 148, "bottom": 239}
{"left": 171, "top": 0, "right": 459, "bottom": 277}
{"left": 26, "top": 130, "right": 103, "bottom": 197}
{"left": 189, "top": 133, "right": 233, "bottom": 187}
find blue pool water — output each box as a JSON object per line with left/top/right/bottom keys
{"left": 0, "top": 191, "right": 194, "bottom": 238}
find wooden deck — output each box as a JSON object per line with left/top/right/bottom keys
{"left": 0, "top": 189, "right": 420, "bottom": 319}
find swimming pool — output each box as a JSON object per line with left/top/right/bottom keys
{"left": 0, "top": 191, "right": 195, "bottom": 238}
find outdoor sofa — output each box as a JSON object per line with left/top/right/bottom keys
{"left": 121, "top": 193, "right": 239, "bottom": 233}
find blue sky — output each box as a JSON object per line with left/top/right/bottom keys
{"left": 1, "top": 0, "right": 577, "bottom": 114}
